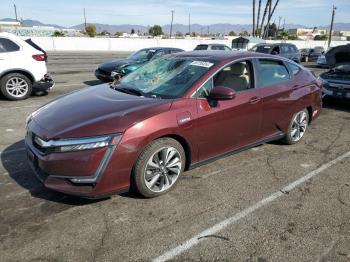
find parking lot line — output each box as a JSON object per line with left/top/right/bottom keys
{"left": 152, "top": 150, "right": 350, "bottom": 262}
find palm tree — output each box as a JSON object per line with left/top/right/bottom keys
{"left": 256, "top": 0, "right": 262, "bottom": 37}
{"left": 253, "top": 0, "right": 256, "bottom": 37}
{"left": 263, "top": 0, "right": 280, "bottom": 39}
{"left": 259, "top": 0, "right": 270, "bottom": 37}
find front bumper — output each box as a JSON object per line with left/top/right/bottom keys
{"left": 322, "top": 85, "right": 350, "bottom": 99}
{"left": 33, "top": 74, "right": 55, "bottom": 91}
{"left": 25, "top": 131, "right": 129, "bottom": 198}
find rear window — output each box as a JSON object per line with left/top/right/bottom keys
{"left": 0, "top": 38, "right": 20, "bottom": 52}
{"left": 25, "top": 39, "right": 45, "bottom": 53}
{"left": 258, "top": 59, "right": 290, "bottom": 87}
{"left": 194, "top": 45, "right": 208, "bottom": 50}
{"left": 255, "top": 45, "right": 272, "bottom": 53}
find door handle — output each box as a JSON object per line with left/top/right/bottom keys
{"left": 249, "top": 96, "right": 261, "bottom": 104}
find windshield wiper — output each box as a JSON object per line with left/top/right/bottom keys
{"left": 111, "top": 85, "right": 148, "bottom": 97}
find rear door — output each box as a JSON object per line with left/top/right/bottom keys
{"left": 256, "top": 58, "right": 296, "bottom": 137}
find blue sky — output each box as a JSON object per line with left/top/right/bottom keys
{"left": 1, "top": 0, "right": 350, "bottom": 27}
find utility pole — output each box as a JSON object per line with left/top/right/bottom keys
{"left": 328, "top": 5, "right": 336, "bottom": 48}
{"left": 83, "top": 8, "right": 87, "bottom": 31}
{"left": 14, "top": 4, "right": 18, "bottom": 21}
{"left": 170, "top": 10, "right": 174, "bottom": 38}
{"left": 253, "top": 0, "right": 256, "bottom": 37}
{"left": 188, "top": 13, "right": 191, "bottom": 36}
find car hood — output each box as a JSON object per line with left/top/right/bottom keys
{"left": 30, "top": 84, "right": 172, "bottom": 139}
{"left": 99, "top": 59, "right": 144, "bottom": 72}
{"left": 326, "top": 44, "right": 350, "bottom": 67}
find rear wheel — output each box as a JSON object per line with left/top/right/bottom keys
{"left": 0, "top": 73, "right": 32, "bottom": 100}
{"left": 283, "top": 109, "right": 309, "bottom": 145}
{"left": 132, "top": 138, "right": 185, "bottom": 198}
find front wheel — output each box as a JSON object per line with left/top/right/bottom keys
{"left": 283, "top": 109, "right": 309, "bottom": 145}
{"left": 132, "top": 138, "right": 185, "bottom": 198}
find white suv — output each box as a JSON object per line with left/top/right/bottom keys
{"left": 0, "top": 32, "right": 54, "bottom": 100}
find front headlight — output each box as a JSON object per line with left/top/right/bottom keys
{"left": 34, "top": 134, "right": 122, "bottom": 153}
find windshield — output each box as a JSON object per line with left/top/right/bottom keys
{"left": 128, "top": 49, "right": 157, "bottom": 61}
{"left": 118, "top": 56, "right": 215, "bottom": 98}
{"left": 255, "top": 45, "right": 272, "bottom": 53}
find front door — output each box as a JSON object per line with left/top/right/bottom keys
{"left": 194, "top": 60, "right": 262, "bottom": 162}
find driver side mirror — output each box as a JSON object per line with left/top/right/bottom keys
{"left": 208, "top": 86, "right": 236, "bottom": 101}
{"left": 271, "top": 51, "right": 279, "bottom": 55}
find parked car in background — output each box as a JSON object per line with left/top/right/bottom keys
{"left": 0, "top": 32, "right": 54, "bottom": 100}
{"left": 250, "top": 43, "right": 301, "bottom": 63}
{"left": 95, "top": 47, "right": 184, "bottom": 82}
{"left": 25, "top": 51, "right": 321, "bottom": 198}
{"left": 316, "top": 54, "right": 328, "bottom": 68}
{"left": 319, "top": 44, "right": 350, "bottom": 99}
{"left": 300, "top": 47, "right": 325, "bottom": 62}
{"left": 194, "top": 44, "right": 232, "bottom": 51}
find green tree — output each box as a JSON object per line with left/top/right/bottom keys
{"left": 314, "top": 34, "right": 328, "bottom": 40}
{"left": 267, "top": 23, "right": 277, "bottom": 37}
{"left": 228, "top": 31, "right": 236, "bottom": 36}
{"left": 52, "top": 31, "right": 64, "bottom": 37}
{"left": 99, "top": 30, "right": 110, "bottom": 36}
{"left": 85, "top": 25, "right": 96, "bottom": 37}
{"left": 131, "top": 28, "right": 135, "bottom": 34}
{"left": 239, "top": 30, "right": 249, "bottom": 36}
{"left": 148, "top": 25, "right": 163, "bottom": 37}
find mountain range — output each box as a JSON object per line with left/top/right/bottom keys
{"left": 2, "top": 18, "right": 350, "bottom": 34}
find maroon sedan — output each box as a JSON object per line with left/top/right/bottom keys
{"left": 25, "top": 51, "right": 322, "bottom": 198}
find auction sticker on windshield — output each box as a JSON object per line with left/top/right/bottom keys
{"left": 190, "top": 61, "right": 214, "bottom": 68}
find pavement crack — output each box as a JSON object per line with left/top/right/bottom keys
{"left": 198, "top": 234, "right": 230, "bottom": 241}
{"left": 91, "top": 207, "right": 109, "bottom": 262}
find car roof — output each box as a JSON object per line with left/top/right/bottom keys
{"left": 197, "top": 43, "right": 228, "bottom": 47}
{"left": 172, "top": 50, "right": 282, "bottom": 62}
{"left": 141, "top": 47, "right": 183, "bottom": 51}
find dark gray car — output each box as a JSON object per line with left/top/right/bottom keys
{"left": 250, "top": 43, "right": 301, "bottom": 63}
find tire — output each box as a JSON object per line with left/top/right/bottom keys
{"left": 0, "top": 73, "right": 32, "bottom": 101}
{"left": 283, "top": 109, "right": 309, "bottom": 145}
{"left": 132, "top": 138, "right": 186, "bottom": 198}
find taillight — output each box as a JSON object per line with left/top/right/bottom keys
{"left": 32, "top": 54, "right": 45, "bottom": 61}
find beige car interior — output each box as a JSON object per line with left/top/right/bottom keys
{"left": 214, "top": 62, "right": 251, "bottom": 92}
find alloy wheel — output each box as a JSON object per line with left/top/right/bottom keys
{"left": 290, "top": 111, "right": 308, "bottom": 142}
{"left": 144, "top": 147, "right": 182, "bottom": 193}
{"left": 5, "top": 77, "right": 29, "bottom": 98}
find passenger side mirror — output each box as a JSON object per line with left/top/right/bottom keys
{"left": 208, "top": 86, "right": 236, "bottom": 101}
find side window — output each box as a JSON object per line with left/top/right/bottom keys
{"left": 258, "top": 59, "right": 290, "bottom": 87}
{"left": 214, "top": 60, "right": 253, "bottom": 92}
{"left": 224, "top": 46, "right": 231, "bottom": 51}
{"left": 281, "top": 45, "right": 289, "bottom": 54}
{"left": 271, "top": 46, "right": 280, "bottom": 54}
{"left": 195, "top": 78, "right": 213, "bottom": 98}
{"left": 287, "top": 62, "right": 301, "bottom": 76}
{"left": 0, "top": 38, "right": 20, "bottom": 52}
